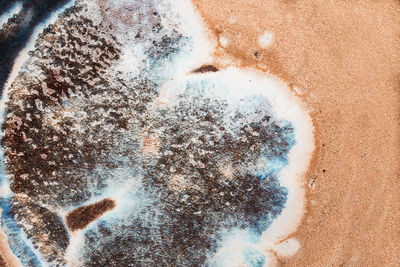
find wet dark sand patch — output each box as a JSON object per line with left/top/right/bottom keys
{"left": 66, "top": 198, "right": 116, "bottom": 232}
{"left": 192, "top": 64, "right": 219, "bottom": 73}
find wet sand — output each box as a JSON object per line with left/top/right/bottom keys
{"left": 193, "top": 0, "right": 400, "bottom": 265}
{"left": 0, "top": 0, "right": 399, "bottom": 265}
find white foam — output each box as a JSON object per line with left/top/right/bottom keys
{"left": 258, "top": 31, "right": 274, "bottom": 48}
{"left": 219, "top": 34, "right": 229, "bottom": 47}
{"left": 115, "top": 46, "right": 142, "bottom": 74}
{"left": 208, "top": 228, "right": 258, "bottom": 266}
{"left": 0, "top": 2, "right": 23, "bottom": 29}
{"left": 0, "top": 182, "right": 11, "bottom": 198}
{"left": 273, "top": 238, "right": 301, "bottom": 258}
{"left": 65, "top": 231, "right": 85, "bottom": 267}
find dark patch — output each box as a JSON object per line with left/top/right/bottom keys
{"left": 309, "top": 177, "right": 316, "bottom": 187}
{"left": 10, "top": 197, "right": 69, "bottom": 263}
{"left": 2, "top": 6, "right": 121, "bottom": 206}
{"left": 80, "top": 92, "right": 293, "bottom": 266}
{"left": 0, "top": 0, "right": 14, "bottom": 16}
{"left": 0, "top": 252, "right": 6, "bottom": 267}
{"left": 0, "top": 0, "right": 72, "bottom": 95}
{"left": 254, "top": 52, "right": 260, "bottom": 59}
{"left": 66, "top": 198, "right": 116, "bottom": 231}
{"left": 192, "top": 65, "right": 219, "bottom": 73}
{"left": 146, "top": 32, "right": 183, "bottom": 60}
{"left": 1, "top": 6, "right": 124, "bottom": 264}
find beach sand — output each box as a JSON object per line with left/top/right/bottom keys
{"left": 193, "top": 0, "right": 400, "bottom": 265}
{"left": 1, "top": 0, "right": 399, "bottom": 265}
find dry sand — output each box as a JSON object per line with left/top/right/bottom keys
{"left": 192, "top": 0, "right": 400, "bottom": 265}
{"left": 1, "top": 0, "right": 399, "bottom": 266}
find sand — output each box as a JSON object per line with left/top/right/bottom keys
{"left": 1, "top": 0, "right": 399, "bottom": 265}
{"left": 192, "top": 0, "right": 400, "bottom": 265}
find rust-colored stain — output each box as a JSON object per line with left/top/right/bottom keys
{"left": 192, "top": 64, "right": 219, "bottom": 73}
{"left": 65, "top": 198, "right": 116, "bottom": 232}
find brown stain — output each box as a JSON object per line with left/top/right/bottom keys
{"left": 194, "top": 0, "right": 400, "bottom": 266}
{"left": 192, "top": 64, "right": 219, "bottom": 73}
{"left": 65, "top": 198, "right": 116, "bottom": 232}
{"left": 0, "top": 254, "right": 6, "bottom": 267}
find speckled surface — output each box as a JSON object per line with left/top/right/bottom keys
{"left": 0, "top": 0, "right": 399, "bottom": 266}
{"left": 0, "top": 1, "right": 315, "bottom": 266}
